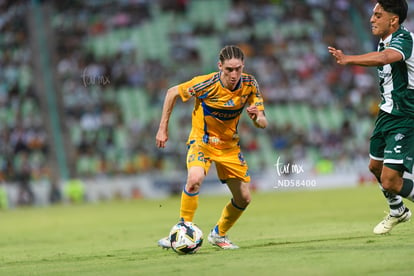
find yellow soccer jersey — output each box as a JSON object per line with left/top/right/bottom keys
{"left": 178, "top": 72, "right": 265, "bottom": 149}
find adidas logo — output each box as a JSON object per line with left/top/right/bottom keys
{"left": 224, "top": 99, "right": 235, "bottom": 106}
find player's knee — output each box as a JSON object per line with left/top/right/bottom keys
{"left": 380, "top": 174, "right": 400, "bottom": 194}
{"left": 185, "top": 182, "right": 200, "bottom": 194}
{"left": 243, "top": 196, "right": 251, "bottom": 207}
{"left": 234, "top": 194, "right": 251, "bottom": 209}
{"left": 380, "top": 178, "right": 395, "bottom": 193}
{"left": 187, "top": 174, "right": 203, "bottom": 185}
{"left": 186, "top": 175, "right": 203, "bottom": 193}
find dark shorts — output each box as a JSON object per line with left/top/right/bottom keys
{"left": 369, "top": 110, "right": 414, "bottom": 173}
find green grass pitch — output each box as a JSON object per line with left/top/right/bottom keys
{"left": 0, "top": 185, "right": 412, "bottom": 275}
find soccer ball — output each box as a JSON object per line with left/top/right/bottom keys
{"left": 169, "top": 221, "right": 203, "bottom": 255}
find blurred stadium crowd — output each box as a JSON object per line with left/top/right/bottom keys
{"left": 2, "top": 0, "right": 414, "bottom": 202}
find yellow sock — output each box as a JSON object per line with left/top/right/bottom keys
{"left": 179, "top": 189, "right": 199, "bottom": 222}
{"left": 216, "top": 199, "right": 245, "bottom": 236}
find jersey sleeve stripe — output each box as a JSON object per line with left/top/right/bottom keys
{"left": 193, "top": 73, "right": 220, "bottom": 92}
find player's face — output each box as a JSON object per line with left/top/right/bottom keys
{"left": 370, "top": 3, "right": 399, "bottom": 40}
{"left": 218, "top": 58, "right": 244, "bottom": 90}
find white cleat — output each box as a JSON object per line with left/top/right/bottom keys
{"left": 373, "top": 207, "right": 411, "bottom": 234}
{"left": 157, "top": 237, "right": 171, "bottom": 249}
{"left": 208, "top": 229, "right": 239, "bottom": 249}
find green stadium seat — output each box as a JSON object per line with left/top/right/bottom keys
{"left": 6, "top": 108, "right": 16, "bottom": 127}
{"left": 0, "top": 108, "right": 8, "bottom": 129}
{"left": 117, "top": 88, "right": 134, "bottom": 125}
{"left": 273, "top": 105, "right": 289, "bottom": 127}
{"left": 254, "top": 19, "right": 276, "bottom": 39}
{"left": 210, "top": 0, "right": 230, "bottom": 31}
{"left": 257, "top": 134, "right": 276, "bottom": 167}
{"left": 21, "top": 98, "right": 36, "bottom": 117}
{"left": 196, "top": 36, "right": 221, "bottom": 72}
{"left": 296, "top": 103, "right": 313, "bottom": 131}
{"left": 134, "top": 88, "right": 150, "bottom": 125}
{"left": 70, "top": 123, "right": 82, "bottom": 145}
{"left": 314, "top": 107, "right": 330, "bottom": 131}
{"left": 18, "top": 65, "right": 32, "bottom": 93}
{"left": 114, "top": 126, "right": 129, "bottom": 151}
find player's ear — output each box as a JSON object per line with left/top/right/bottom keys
{"left": 391, "top": 15, "right": 399, "bottom": 26}
{"left": 217, "top": 61, "right": 222, "bottom": 71}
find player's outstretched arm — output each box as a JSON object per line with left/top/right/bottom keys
{"left": 156, "top": 86, "right": 180, "bottom": 148}
{"left": 328, "top": 46, "right": 402, "bottom": 66}
{"left": 246, "top": 105, "right": 267, "bottom": 129}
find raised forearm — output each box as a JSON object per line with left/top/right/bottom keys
{"left": 328, "top": 46, "right": 402, "bottom": 66}
{"left": 343, "top": 51, "right": 390, "bottom": 66}
{"left": 156, "top": 86, "right": 180, "bottom": 148}
{"left": 158, "top": 86, "right": 179, "bottom": 131}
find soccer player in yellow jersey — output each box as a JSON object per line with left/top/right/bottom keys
{"left": 156, "top": 45, "right": 268, "bottom": 249}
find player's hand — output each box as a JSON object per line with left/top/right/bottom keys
{"left": 156, "top": 129, "right": 168, "bottom": 148}
{"left": 328, "top": 46, "right": 347, "bottom": 65}
{"left": 246, "top": 105, "right": 259, "bottom": 121}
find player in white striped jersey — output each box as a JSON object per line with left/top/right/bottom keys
{"left": 328, "top": 0, "right": 414, "bottom": 234}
